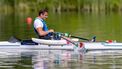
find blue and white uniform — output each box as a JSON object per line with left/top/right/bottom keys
{"left": 34, "top": 18, "right": 51, "bottom": 39}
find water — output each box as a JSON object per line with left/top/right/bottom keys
{"left": 1, "top": 11, "right": 122, "bottom": 69}
{"left": 0, "top": 50, "right": 82, "bottom": 69}
{"left": 83, "top": 51, "right": 122, "bottom": 69}
{"left": 0, "top": 50, "right": 122, "bottom": 69}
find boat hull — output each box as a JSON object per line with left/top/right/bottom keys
{"left": 84, "top": 42, "right": 122, "bottom": 51}
{"left": 0, "top": 41, "right": 74, "bottom": 50}
{"left": 1, "top": 41, "right": 122, "bottom": 51}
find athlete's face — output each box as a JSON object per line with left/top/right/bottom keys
{"left": 41, "top": 12, "right": 48, "bottom": 20}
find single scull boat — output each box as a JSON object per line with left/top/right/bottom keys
{"left": 0, "top": 37, "right": 122, "bottom": 51}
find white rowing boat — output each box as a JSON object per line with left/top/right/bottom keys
{"left": 1, "top": 37, "right": 122, "bottom": 51}
{"left": 1, "top": 42, "right": 122, "bottom": 51}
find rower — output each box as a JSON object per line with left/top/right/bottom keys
{"left": 33, "top": 9, "right": 54, "bottom": 40}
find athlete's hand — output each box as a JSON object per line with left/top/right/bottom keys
{"left": 48, "top": 29, "right": 54, "bottom": 33}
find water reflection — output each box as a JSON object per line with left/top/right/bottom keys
{"left": 0, "top": 50, "right": 84, "bottom": 69}
{"left": 1, "top": 50, "right": 122, "bottom": 69}
{"left": 32, "top": 50, "right": 83, "bottom": 69}
{"left": 83, "top": 51, "right": 122, "bottom": 69}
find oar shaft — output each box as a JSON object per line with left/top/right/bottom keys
{"left": 71, "top": 35, "right": 89, "bottom": 41}
{"left": 61, "top": 36, "right": 78, "bottom": 46}
{"left": 60, "top": 32, "right": 89, "bottom": 41}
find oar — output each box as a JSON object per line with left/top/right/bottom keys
{"left": 53, "top": 33, "right": 87, "bottom": 53}
{"left": 50, "top": 32, "right": 77, "bottom": 46}
{"left": 62, "top": 33, "right": 96, "bottom": 42}
{"left": 61, "top": 36, "right": 87, "bottom": 53}
{"left": 61, "top": 33, "right": 90, "bottom": 41}
{"left": 70, "top": 35, "right": 89, "bottom": 41}
{"left": 54, "top": 32, "right": 96, "bottom": 42}
{"left": 60, "top": 36, "right": 78, "bottom": 46}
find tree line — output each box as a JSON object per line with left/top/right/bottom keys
{"left": 0, "top": 0, "right": 122, "bottom": 13}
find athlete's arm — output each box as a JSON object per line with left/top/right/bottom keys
{"left": 36, "top": 27, "right": 54, "bottom": 36}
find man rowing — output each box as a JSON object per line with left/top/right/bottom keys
{"left": 34, "top": 9, "right": 54, "bottom": 39}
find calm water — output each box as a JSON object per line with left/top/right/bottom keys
{"left": 0, "top": 12, "right": 122, "bottom": 69}
{"left": 0, "top": 50, "right": 122, "bottom": 69}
